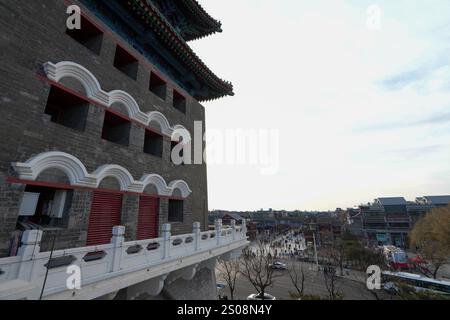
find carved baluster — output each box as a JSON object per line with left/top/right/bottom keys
{"left": 17, "top": 230, "right": 43, "bottom": 281}
{"left": 193, "top": 222, "right": 201, "bottom": 251}
{"left": 215, "top": 219, "right": 222, "bottom": 246}
{"left": 161, "top": 224, "right": 171, "bottom": 259}
{"left": 111, "top": 226, "right": 125, "bottom": 272}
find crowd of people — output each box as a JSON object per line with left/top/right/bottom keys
{"left": 251, "top": 229, "right": 308, "bottom": 260}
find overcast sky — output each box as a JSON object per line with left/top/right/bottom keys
{"left": 191, "top": 0, "right": 450, "bottom": 211}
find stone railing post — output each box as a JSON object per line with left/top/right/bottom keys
{"left": 17, "top": 230, "right": 43, "bottom": 281}
{"left": 161, "top": 224, "right": 171, "bottom": 259}
{"left": 215, "top": 219, "right": 222, "bottom": 246}
{"left": 230, "top": 220, "right": 236, "bottom": 241}
{"left": 242, "top": 219, "right": 247, "bottom": 239}
{"left": 111, "top": 226, "right": 125, "bottom": 272}
{"left": 193, "top": 222, "right": 201, "bottom": 251}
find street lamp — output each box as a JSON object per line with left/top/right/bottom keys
{"left": 310, "top": 223, "right": 319, "bottom": 270}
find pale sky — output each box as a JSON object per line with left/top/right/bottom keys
{"left": 191, "top": 0, "right": 450, "bottom": 211}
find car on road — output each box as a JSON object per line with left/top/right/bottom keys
{"left": 270, "top": 261, "right": 287, "bottom": 270}
{"left": 382, "top": 280, "right": 399, "bottom": 295}
{"left": 247, "top": 293, "right": 277, "bottom": 300}
{"left": 216, "top": 283, "right": 226, "bottom": 290}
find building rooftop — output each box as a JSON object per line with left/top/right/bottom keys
{"left": 419, "top": 195, "right": 450, "bottom": 205}
{"left": 224, "top": 213, "right": 244, "bottom": 221}
{"left": 153, "top": 0, "right": 223, "bottom": 41}
{"left": 126, "top": 0, "right": 234, "bottom": 101}
{"left": 375, "top": 197, "right": 407, "bottom": 206}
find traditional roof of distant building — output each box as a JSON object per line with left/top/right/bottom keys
{"left": 418, "top": 195, "right": 450, "bottom": 205}
{"left": 223, "top": 213, "right": 244, "bottom": 221}
{"left": 375, "top": 197, "right": 407, "bottom": 206}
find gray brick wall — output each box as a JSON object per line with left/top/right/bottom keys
{"left": 0, "top": 0, "right": 209, "bottom": 257}
{"left": 121, "top": 194, "right": 140, "bottom": 241}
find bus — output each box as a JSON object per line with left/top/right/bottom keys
{"left": 382, "top": 246, "right": 408, "bottom": 270}
{"left": 382, "top": 271, "right": 450, "bottom": 296}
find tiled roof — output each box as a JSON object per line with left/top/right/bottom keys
{"left": 128, "top": 0, "right": 234, "bottom": 101}
{"left": 179, "top": 0, "right": 222, "bottom": 41}
{"left": 422, "top": 195, "right": 450, "bottom": 205}
{"left": 376, "top": 197, "right": 407, "bottom": 206}
{"left": 226, "top": 213, "right": 244, "bottom": 221}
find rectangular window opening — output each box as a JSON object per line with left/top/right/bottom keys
{"left": 66, "top": 16, "right": 103, "bottom": 55}
{"left": 18, "top": 185, "right": 73, "bottom": 228}
{"left": 114, "top": 45, "right": 139, "bottom": 80}
{"left": 173, "top": 90, "right": 186, "bottom": 114}
{"left": 144, "top": 130, "right": 163, "bottom": 158}
{"left": 101, "top": 111, "right": 131, "bottom": 146}
{"left": 44, "top": 86, "right": 89, "bottom": 131}
{"left": 168, "top": 199, "right": 184, "bottom": 223}
{"left": 149, "top": 72, "right": 167, "bottom": 101}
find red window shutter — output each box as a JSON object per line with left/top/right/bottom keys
{"left": 137, "top": 196, "right": 159, "bottom": 240}
{"left": 87, "top": 191, "right": 122, "bottom": 246}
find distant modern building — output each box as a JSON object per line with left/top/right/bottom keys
{"left": 347, "top": 196, "right": 450, "bottom": 248}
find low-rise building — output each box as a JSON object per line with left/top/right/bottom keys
{"left": 347, "top": 196, "right": 450, "bottom": 248}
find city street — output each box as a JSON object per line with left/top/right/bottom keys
{"left": 217, "top": 260, "right": 391, "bottom": 300}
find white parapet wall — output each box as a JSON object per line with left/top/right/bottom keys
{"left": 0, "top": 219, "right": 248, "bottom": 300}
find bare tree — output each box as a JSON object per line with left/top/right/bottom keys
{"left": 330, "top": 231, "right": 361, "bottom": 275}
{"left": 323, "top": 265, "right": 342, "bottom": 300}
{"left": 240, "top": 241, "right": 281, "bottom": 299}
{"left": 333, "top": 240, "right": 346, "bottom": 276}
{"left": 287, "top": 261, "right": 306, "bottom": 297}
{"left": 347, "top": 244, "right": 386, "bottom": 300}
{"left": 217, "top": 260, "right": 240, "bottom": 300}
{"left": 318, "top": 246, "right": 343, "bottom": 300}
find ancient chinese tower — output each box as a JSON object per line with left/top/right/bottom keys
{"left": 0, "top": 0, "right": 245, "bottom": 300}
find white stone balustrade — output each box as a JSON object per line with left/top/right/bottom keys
{"left": 0, "top": 219, "right": 248, "bottom": 300}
